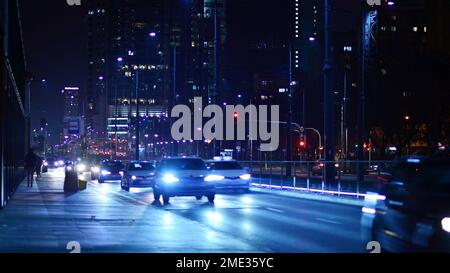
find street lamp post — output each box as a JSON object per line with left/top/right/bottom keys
{"left": 323, "top": 0, "right": 335, "bottom": 185}
{"left": 135, "top": 69, "right": 140, "bottom": 161}
{"left": 287, "top": 45, "right": 293, "bottom": 176}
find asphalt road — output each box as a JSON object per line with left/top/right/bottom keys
{"left": 0, "top": 168, "right": 365, "bottom": 253}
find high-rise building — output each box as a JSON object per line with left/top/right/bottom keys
{"left": 86, "top": 0, "right": 168, "bottom": 157}
{"left": 62, "top": 87, "right": 80, "bottom": 117}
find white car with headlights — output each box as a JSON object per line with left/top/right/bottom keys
{"left": 206, "top": 160, "right": 251, "bottom": 192}
{"left": 121, "top": 161, "right": 156, "bottom": 191}
{"left": 153, "top": 157, "right": 220, "bottom": 205}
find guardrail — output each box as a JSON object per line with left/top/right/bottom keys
{"left": 237, "top": 160, "right": 396, "bottom": 198}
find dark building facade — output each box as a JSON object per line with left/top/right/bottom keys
{"left": 86, "top": 0, "right": 228, "bottom": 158}
{"left": 1, "top": 0, "right": 27, "bottom": 208}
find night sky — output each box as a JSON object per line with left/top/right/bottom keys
{"left": 21, "top": 0, "right": 86, "bottom": 144}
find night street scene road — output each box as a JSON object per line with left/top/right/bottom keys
{"left": 1, "top": 0, "right": 450, "bottom": 261}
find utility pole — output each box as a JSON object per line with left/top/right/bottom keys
{"left": 323, "top": 0, "right": 335, "bottom": 186}
{"left": 114, "top": 84, "right": 118, "bottom": 159}
{"left": 287, "top": 45, "right": 293, "bottom": 176}
{"left": 342, "top": 63, "right": 349, "bottom": 160}
{"left": 135, "top": 70, "right": 140, "bottom": 161}
{"left": 172, "top": 45, "right": 178, "bottom": 156}
{"left": 357, "top": 2, "right": 368, "bottom": 182}
{"left": 212, "top": 0, "right": 219, "bottom": 157}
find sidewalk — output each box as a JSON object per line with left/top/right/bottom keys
{"left": 0, "top": 169, "right": 259, "bottom": 253}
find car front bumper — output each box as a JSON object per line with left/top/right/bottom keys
{"left": 156, "top": 181, "right": 215, "bottom": 197}
{"left": 129, "top": 178, "right": 155, "bottom": 188}
{"left": 215, "top": 179, "right": 250, "bottom": 190}
{"left": 99, "top": 174, "right": 122, "bottom": 181}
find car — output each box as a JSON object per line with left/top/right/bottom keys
{"left": 46, "top": 158, "right": 64, "bottom": 168}
{"left": 42, "top": 159, "right": 49, "bottom": 173}
{"left": 361, "top": 157, "right": 450, "bottom": 252}
{"left": 96, "top": 160, "right": 125, "bottom": 183}
{"left": 310, "top": 161, "right": 339, "bottom": 176}
{"left": 153, "top": 157, "right": 221, "bottom": 205}
{"left": 121, "top": 161, "right": 156, "bottom": 191}
{"left": 206, "top": 160, "right": 251, "bottom": 192}
{"left": 75, "top": 161, "right": 89, "bottom": 174}
{"left": 64, "top": 160, "right": 75, "bottom": 173}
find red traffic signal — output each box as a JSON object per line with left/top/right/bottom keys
{"left": 234, "top": 112, "right": 239, "bottom": 119}
{"left": 299, "top": 136, "right": 306, "bottom": 148}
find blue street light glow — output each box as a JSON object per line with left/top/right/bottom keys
{"left": 407, "top": 158, "right": 421, "bottom": 164}
{"left": 387, "top": 1, "right": 394, "bottom": 6}
{"left": 117, "top": 57, "right": 123, "bottom": 62}
{"left": 149, "top": 32, "right": 156, "bottom": 37}
{"left": 309, "top": 37, "right": 316, "bottom": 41}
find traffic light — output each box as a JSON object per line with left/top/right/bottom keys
{"left": 233, "top": 112, "right": 239, "bottom": 120}
{"left": 299, "top": 135, "right": 306, "bottom": 149}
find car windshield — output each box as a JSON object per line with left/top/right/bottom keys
{"left": 128, "top": 163, "right": 155, "bottom": 171}
{"left": 160, "top": 159, "right": 207, "bottom": 170}
{"left": 102, "top": 162, "right": 124, "bottom": 171}
{"left": 209, "top": 161, "right": 243, "bottom": 170}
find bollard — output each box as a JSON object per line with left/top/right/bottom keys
{"left": 64, "top": 170, "right": 79, "bottom": 192}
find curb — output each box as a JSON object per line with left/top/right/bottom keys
{"left": 250, "top": 186, "right": 364, "bottom": 207}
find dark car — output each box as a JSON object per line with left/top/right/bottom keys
{"left": 153, "top": 157, "right": 221, "bottom": 205}
{"left": 96, "top": 160, "right": 125, "bottom": 183}
{"left": 310, "top": 161, "right": 339, "bottom": 176}
{"left": 121, "top": 161, "right": 156, "bottom": 191}
{"left": 361, "top": 157, "right": 450, "bottom": 252}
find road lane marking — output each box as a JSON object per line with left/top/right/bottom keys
{"left": 88, "top": 181, "right": 150, "bottom": 206}
{"left": 266, "top": 207, "right": 284, "bottom": 213}
{"left": 315, "top": 217, "right": 341, "bottom": 225}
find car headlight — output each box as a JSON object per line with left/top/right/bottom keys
{"left": 204, "top": 174, "right": 224, "bottom": 182}
{"left": 66, "top": 166, "right": 73, "bottom": 171}
{"left": 101, "top": 170, "right": 111, "bottom": 176}
{"left": 76, "top": 164, "right": 86, "bottom": 172}
{"left": 131, "top": 175, "right": 137, "bottom": 180}
{"left": 442, "top": 217, "right": 450, "bottom": 233}
{"left": 162, "top": 173, "right": 179, "bottom": 183}
{"left": 239, "top": 174, "right": 251, "bottom": 180}
{"left": 43, "top": 161, "right": 48, "bottom": 166}
{"left": 58, "top": 160, "right": 64, "bottom": 166}
{"left": 91, "top": 166, "right": 100, "bottom": 173}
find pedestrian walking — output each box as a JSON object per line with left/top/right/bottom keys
{"left": 25, "top": 148, "right": 38, "bottom": 187}
{"left": 36, "top": 155, "right": 43, "bottom": 181}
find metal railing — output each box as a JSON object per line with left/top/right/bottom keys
{"left": 237, "top": 160, "right": 396, "bottom": 198}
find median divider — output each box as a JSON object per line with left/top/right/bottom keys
{"left": 250, "top": 184, "right": 364, "bottom": 207}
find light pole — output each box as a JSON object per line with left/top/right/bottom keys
{"left": 212, "top": 0, "right": 220, "bottom": 157}
{"left": 323, "top": 0, "right": 335, "bottom": 185}
{"left": 287, "top": 45, "right": 293, "bottom": 176}
{"left": 135, "top": 69, "right": 140, "bottom": 161}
